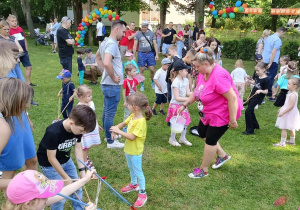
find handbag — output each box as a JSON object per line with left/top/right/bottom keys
{"left": 141, "top": 32, "right": 156, "bottom": 57}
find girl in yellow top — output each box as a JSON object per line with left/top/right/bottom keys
{"left": 110, "top": 92, "right": 152, "bottom": 208}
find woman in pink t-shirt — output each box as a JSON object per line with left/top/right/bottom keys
{"left": 178, "top": 47, "right": 243, "bottom": 178}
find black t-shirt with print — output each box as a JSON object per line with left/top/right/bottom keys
{"left": 162, "top": 28, "right": 176, "bottom": 44}
{"left": 57, "top": 26, "right": 74, "bottom": 58}
{"left": 250, "top": 77, "right": 269, "bottom": 102}
{"left": 37, "top": 120, "right": 82, "bottom": 167}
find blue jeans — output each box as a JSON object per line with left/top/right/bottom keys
{"left": 40, "top": 159, "right": 83, "bottom": 210}
{"left": 125, "top": 153, "right": 145, "bottom": 192}
{"left": 101, "top": 85, "right": 121, "bottom": 143}
{"left": 266, "top": 62, "right": 278, "bottom": 96}
{"left": 176, "top": 41, "right": 184, "bottom": 58}
{"left": 14, "top": 63, "right": 26, "bottom": 82}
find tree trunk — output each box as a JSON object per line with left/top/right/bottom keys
{"left": 211, "top": 17, "right": 216, "bottom": 28}
{"left": 271, "top": 15, "right": 278, "bottom": 32}
{"left": 72, "top": 0, "right": 83, "bottom": 34}
{"left": 20, "top": 0, "right": 35, "bottom": 38}
{"left": 87, "top": 0, "right": 93, "bottom": 46}
{"left": 11, "top": 7, "right": 18, "bottom": 19}
{"left": 53, "top": 7, "right": 57, "bottom": 19}
{"left": 195, "top": 0, "right": 205, "bottom": 29}
{"left": 160, "top": 1, "right": 168, "bottom": 29}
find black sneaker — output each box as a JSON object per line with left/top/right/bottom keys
{"left": 242, "top": 130, "right": 254, "bottom": 135}
{"left": 152, "top": 108, "right": 157, "bottom": 116}
{"left": 31, "top": 100, "right": 39, "bottom": 106}
{"left": 30, "top": 83, "right": 38, "bottom": 87}
{"left": 267, "top": 97, "right": 276, "bottom": 102}
{"left": 159, "top": 110, "right": 166, "bottom": 115}
{"left": 90, "top": 82, "right": 98, "bottom": 86}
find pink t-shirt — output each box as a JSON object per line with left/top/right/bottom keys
{"left": 194, "top": 64, "right": 243, "bottom": 127}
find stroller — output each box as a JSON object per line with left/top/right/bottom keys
{"left": 34, "top": 28, "right": 50, "bottom": 46}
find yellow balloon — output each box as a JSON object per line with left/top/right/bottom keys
{"left": 92, "top": 13, "right": 96, "bottom": 17}
{"left": 113, "top": 12, "right": 116, "bottom": 15}
{"left": 210, "top": 6, "right": 215, "bottom": 11}
{"left": 101, "top": 12, "right": 104, "bottom": 16}
{"left": 108, "top": 10, "right": 112, "bottom": 15}
{"left": 234, "top": 7, "right": 239, "bottom": 12}
{"left": 84, "top": 18, "right": 88, "bottom": 22}
{"left": 112, "top": 17, "right": 115, "bottom": 21}
{"left": 76, "top": 32, "right": 79, "bottom": 35}
{"left": 89, "top": 19, "right": 93, "bottom": 23}
{"left": 75, "top": 37, "right": 79, "bottom": 41}
{"left": 223, "top": 9, "right": 226, "bottom": 13}
{"left": 99, "top": 8, "right": 103, "bottom": 11}
{"left": 104, "top": 9, "right": 108, "bottom": 14}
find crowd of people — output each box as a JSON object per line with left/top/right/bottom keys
{"left": 0, "top": 14, "right": 300, "bottom": 210}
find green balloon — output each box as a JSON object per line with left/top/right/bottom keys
{"left": 222, "top": 13, "right": 227, "bottom": 18}
{"left": 100, "top": 14, "right": 103, "bottom": 18}
{"left": 239, "top": 7, "right": 244, "bottom": 12}
{"left": 89, "top": 15, "right": 92, "bottom": 19}
{"left": 84, "top": 26, "right": 88, "bottom": 29}
{"left": 85, "top": 28, "right": 88, "bottom": 31}
{"left": 120, "top": 18, "right": 123, "bottom": 21}
{"left": 214, "top": 15, "right": 219, "bottom": 19}
{"left": 77, "top": 39, "right": 81, "bottom": 43}
{"left": 104, "top": 14, "right": 108, "bottom": 18}
{"left": 78, "top": 31, "right": 82, "bottom": 34}
{"left": 94, "top": 8, "right": 97, "bottom": 12}
{"left": 80, "top": 38, "right": 83, "bottom": 41}
{"left": 229, "top": 13, "right": 235, "bottom": 19}
{"left": 112, "top": 13, "right": 116, "bottom": 17}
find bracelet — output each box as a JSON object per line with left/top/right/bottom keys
{"left": 78, "top": 168, "right": 85, "bottom": 172}
{"left": 182, "top": 104, "right": 187, "bottom": 108}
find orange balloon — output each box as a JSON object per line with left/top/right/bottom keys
{"left": 242, "top": 3, "right": 247, "bottom": 8}
{"left": 218, "top": 10, "right": 223, "bottom": 15}
{"left": 77, "top": 34, "right": 80, "bottom": 38}
{"left": 82, "top": 18, "right": 85, "bottom": 22}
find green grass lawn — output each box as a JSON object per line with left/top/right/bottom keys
{"left": 1, "top": 38, "right": 300, "bottom": 210}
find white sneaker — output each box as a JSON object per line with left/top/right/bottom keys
{"left": 179, "top": 138, "right": 192, "bottom": 146}
{"left": 273, "top": 142, "right": 286, "bottom": 147}
{"left": 255, "top": 105, "right": 258, "bottom": 109}
{"left": 168, "top": 138, "right": 181, "bottom": 147}
{"left": 140, "top": 85, "right": 145, "bottom": 91}
{"left": 107, "top": 140, "right": 124, "bottom": 148}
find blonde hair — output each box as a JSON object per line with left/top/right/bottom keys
{"left": 127, "top": 92, "right": 152, "bottom": 121}
{"left": 0, "top": 78, "right": 32, "bottom": 131}
{"left": 76, "top": 84, "right": 92, "bottom": 98}
{"left": 255, "top": 61, "right": 267, "bottom": 71}
{"left": 194, "top": 47, "right": 214, "bottom": 65}
{"left": 0, "top": 20, "right": 9, "bottom": 30}
{"left": 285, "top": 61, "right": 298, "bottom": 79}
{"left": 280, "top": 55, "right": 290, "bottom": 64}
{"left": 261, "top": 29, "right": 270, "bottom": 38}
{"left": 0, "top": 40, "right": 19, "bottom": 77}
{"left": 168, "top": 44, "right": 177, "bottom": 52}
{"left": 124, "top": 64, "right": 136, "bottom": 75}
{"left": 7, "top": 14, "right": 17, "bottom": 21}
{"left": 1, "top": 198, "right": 40, "bottom": 210}
{"left": 290, "top": 77, "right": 300, "bottom": 90}
{"left": 235, "top": 59, "right": 244, "bottom": 68}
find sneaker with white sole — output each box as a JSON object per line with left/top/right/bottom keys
{"left": 107, "top": 140, "right": 124, "bottom": 148}
{"left": 168, "top": 138, "right": 181, "bottom": 147}
{"left": 188, "top": 167, "right": 208, "bottom": 178}
{"left": 212, "top": 154, "right": 231, "bottom": 169}
{"left": 121, "top": 183, "right": 139, "bottom": 193}
{"left": 140, "top": 85, "right": 145, "bottom": 91}
{"left": 179, "top": 138, "right": 192, "bottom": 146}
{"left": 134, "top": 193, "right": 147, "bottom": 208}
{"left": 254, "top": 105, "right": 258, "bottom": 109}
{"left": 286, "top": 140, "right": 296, "bottom": 146}
{"left": 273, "top": 142, "right": 286, "bottom": 147}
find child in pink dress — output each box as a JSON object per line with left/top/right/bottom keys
{"left": 273, "top": 77, "right": 300, "bottom": 147}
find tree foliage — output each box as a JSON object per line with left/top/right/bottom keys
{"left": 104, "top": 0, "right": 150, "bottom": 15}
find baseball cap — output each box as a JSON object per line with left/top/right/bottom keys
{"left": 125, "top": 51, "right": 133, "bottom": 57}
{"left": 6, "top": 170, "right": 64, "bottom": 204}
{"left": 173, "top": 60, "right": 191, "bottom": 71}
{"left": 141, "top": 20, "right": 149, "bottom": 26}
{"left": 161, "top": 58, "right": 171, "bottom": 65}
{"left": 56, "top": 69, "right": 71, "bottom": 79}
{"left": 85, "top": 48, "right": 92, "bottom": 53}
{"left": 255, "top": 54, "right": 263, "bottom": 60}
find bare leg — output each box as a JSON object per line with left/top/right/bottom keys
{"left": 98, "top": 41, "right": 102, "bottom": 49}
{"left": 54, "top": 43, "right": 57, "bottom": 51}
{"left": 200, "top": 144, "right": 217, "bottom": 172}
{"left": 139, "top": 66, "right": 145, "bottom": 77}
{"left": 152, "top": 102, "right": 158, "bottom": 110}
{"left": 25, "top": 156, "right": 38, "bottom": 171}
{"left": 25, "top": 66, "right": 32, "bottom": 85}
{"left": 148, "top": 66, "right": 155, "bottom": 80}
{"left": 290, "top": 129, "right": 295, "bottom": 138}
{"left": 187, "top": 73, "right": 192, "bottom": 91}
{"left": 160, "top": 103, "right": 165, "bottom": 110}
{"left": 281, "top": 129, "right": 287, "bottom": 139}
{"left": 83, "top": 149, "right": 89, "bottom": 162}
{"left": 216, "top": 142, "right": 226, "bottom": 158}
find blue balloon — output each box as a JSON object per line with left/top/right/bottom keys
{"left": 80, "top": 42, "right": 84, "bottom": 46}
{"left": 81, "top": 34, "right": 85, "bottom": 38}
{"left": 81, "top": 22, "right": 85, "bottom": 26}
{"left": 103, "top": 6, "right": 107, "bottom": 11}
{"left": 210, "top": 1, "right": 214, "bottom": 5}
{"left": 81, "top": 30, "right": 85, "bottom": 34}
{"left": 235, "top": 1, "right": 242, "bottom": 7}
{"left": 96, "top": 11, "right": 100, "bottom": 15}
{"left": 212, "top": 10, "right": 217, "bottom": 15}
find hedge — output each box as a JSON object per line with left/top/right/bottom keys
{"left": 281, "top": 41, "right": 300, "bottom": 61}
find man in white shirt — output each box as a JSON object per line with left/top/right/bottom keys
{"left": 96, "top": 18, "right": 105, "bottom": 48}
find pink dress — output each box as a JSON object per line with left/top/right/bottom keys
{"left": 194, "top": 64, "right": 243, "bottom": 127}
{"left": 275, "top": 92, "right": 300, "bottom": 131}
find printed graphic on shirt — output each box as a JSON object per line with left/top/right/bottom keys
{"left": 139, "top": 36, "right": 152, "bottom": 48}
{"left": 57, "top": 138, "right": 78, "bottom": 156}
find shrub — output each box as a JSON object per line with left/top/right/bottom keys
{"left": 282, "top": 41, "right": 300, "bottom": 61}
{"left": 224, "top": 19, "right": 235, "bottom": 30}
{"left": 237, "top": 38, "right": 256, "bottom": 60}
{"left": 222, "top": 40, "right": 239, "bottom": 59}
{"left": 215, "top": 18, "right": 225, "bottom": 29}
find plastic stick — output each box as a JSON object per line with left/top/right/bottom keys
{"left": 57, "top": 193, "right": 101, "bottom": 210}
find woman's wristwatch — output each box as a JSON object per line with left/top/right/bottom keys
{"left": 78, "top": 168, "right": 85, "bottom": 172}
{"left": 182, "top": 104, "right": 187, "bottom": 109}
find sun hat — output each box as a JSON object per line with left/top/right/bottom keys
{"left": 56, "top": 69, "right": 71, "bottom": 79}
{"left": 125, "top": 51, "right": 133, "bottom": 57}
{"left": 6, "top": 170, "right": 64, "bottom": 204}
{"left": 161, "top": 58, "right": 171, "bottom": 65}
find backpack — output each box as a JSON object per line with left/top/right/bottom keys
{"left": 102, "top": 25, "right": 106, "bottom": 35}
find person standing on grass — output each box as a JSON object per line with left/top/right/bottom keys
{"left": 262, "top": 27, "right": 286, "bottom": 96}
{"left": 96, "top": 17, "right": 105, "bottom": 48}
{"left": 161, "top": 22, "right": 176, "bottom": 57}
{"left": 57, "top": 16, "right": 74, "bottom": 73}
{"left": 155, "top": 25, "right": 162, "bottom": 53}
{"left": 178, "top": 47, "right": 242, "bottom": 178}
{"left": 7, "top": 15, "right": 37, "bottom": 87}
{"left": 133, "top": 20, "right": 159, "bottom": 91}
{"left": 119, "top": 25, "right": 129, "bottom": 61}
{"left": 51, "top": 18, "right": 60, "bottom": 53}
{"left": 96, "top": 20, "right": 127, "bottom": 149}
{"left": 126, "top": 22, "right": 137, "bottom": 53}
{"left": 192, "top": 22, "right": 199, "bottom": 44}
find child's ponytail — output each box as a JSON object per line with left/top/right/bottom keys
{"left": 144, "top": 105, "right": 153, "bottom": 121}
{"left": 127, "top": 92, "right": 152, "bottom": 121}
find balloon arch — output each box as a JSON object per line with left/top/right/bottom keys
{"left": 75, "top": 6, "right": 122, "bottom": 46}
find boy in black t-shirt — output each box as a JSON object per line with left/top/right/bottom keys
{"left": 37, "top": 105, "right": 96, "bottom": 210}
{"left": 77, "top": 49, "right": 85, "bottom": 85}
{"left": 243, "top": 62, "right": 269, "bottom": 135}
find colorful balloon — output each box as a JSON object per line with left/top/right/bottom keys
{"left": 89, "top": 15, "right": 92, "bottom": 19}
{"left": 108, "top": 10, "right": 112, "bottom": 15}
{"left": 214, "top": 15, "right": 219, "bottom": 19}
{"left": 208, "top": 4, "right": 213, "bottom": 9}
{"left": 212, "top": 10, "right": 217, "bottom": 16}
{"left": 104, "top": 10, "right": 108, "bottom": 14}
{"left": 210, "top": 6, "right": 215, "bottom": 11}
{"left": 85, "top": 23, "right": 90, "bottom": 27}
{"left": 112, "top": 17, "right": 115, "bottom": 21}
{"left": 103, "top": 6, "right": 107, "bottom": 10}
{"left": 81, "top": 22, "right": 85, "bottom": 26}
{"left": 81, "top": 34, "right": 85, "bottom": 38}
{"left": 226, "top": 8, "right": 231, "bottom": 13}
{"left": 92, "top": 13, "right": 96, "bottom": 17}
{"left": 223, "top": 9, "right": 226, "bottom": 13}
{"left": 242, "top": 3, "right": 247, "bottom": 8}
{"left": 89, "top": 19, "right": 93, "bottom": 24}
{"left": 218, "top": 10, "right": 223, "bottom": 15}
{"left": 210, "top": 1, "right": 214, "bottom": 5}
{"left": 229, "top": 12, "right": 235, "bottom": 19}
{"left": 235, "top": 1, "right": 242, "bottom": 7}
{"left": 239, "top": 6, "right": 244, "bottom": 12}
{"left": 234, "top": 7, "right": 239, "bottom": 13}
{"left": 80, "top": 43, "right": 84, "bottom": 46}
{"left": 112, "top": 13, "right": 116, "bottom": 17}
{"left": 222, "top": 13, "right": 228, "bottom": 18}
{"left": 115, "top": 15, "right": 120, "bottom": 20}
{"left": 80, "top": 26, "right": 84, "bottom": 30}
{"left": 96, "top": 11, "right": 100, "bottom": 15}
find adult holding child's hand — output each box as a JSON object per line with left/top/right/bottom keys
{"left": 178, "top": 47, "right": 242, "bottom": 178}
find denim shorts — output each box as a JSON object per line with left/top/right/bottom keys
{"left": 155, "top": 93, "right": 167, "bottom": 104}
{"left": 162, "top": 43, "right": 171, "bottom": 54}
{"left": 138, "top": 51, "right": 156, "bottom": 67}
{"left": 19, "top": 51, "right": 32, "bottom": 67}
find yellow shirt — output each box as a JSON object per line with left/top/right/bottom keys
{"left": 124, "top": 114, "right": 147, "bottom": 155}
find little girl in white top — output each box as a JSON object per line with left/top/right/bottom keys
{"left": 273, "top": 77, "right": 300, "bottom": 147}
{"left": 231, "top": 59, "right": 248, "bottom": 100}
{"left": 76, "top": 85, "right": 102, "bottom": 168}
